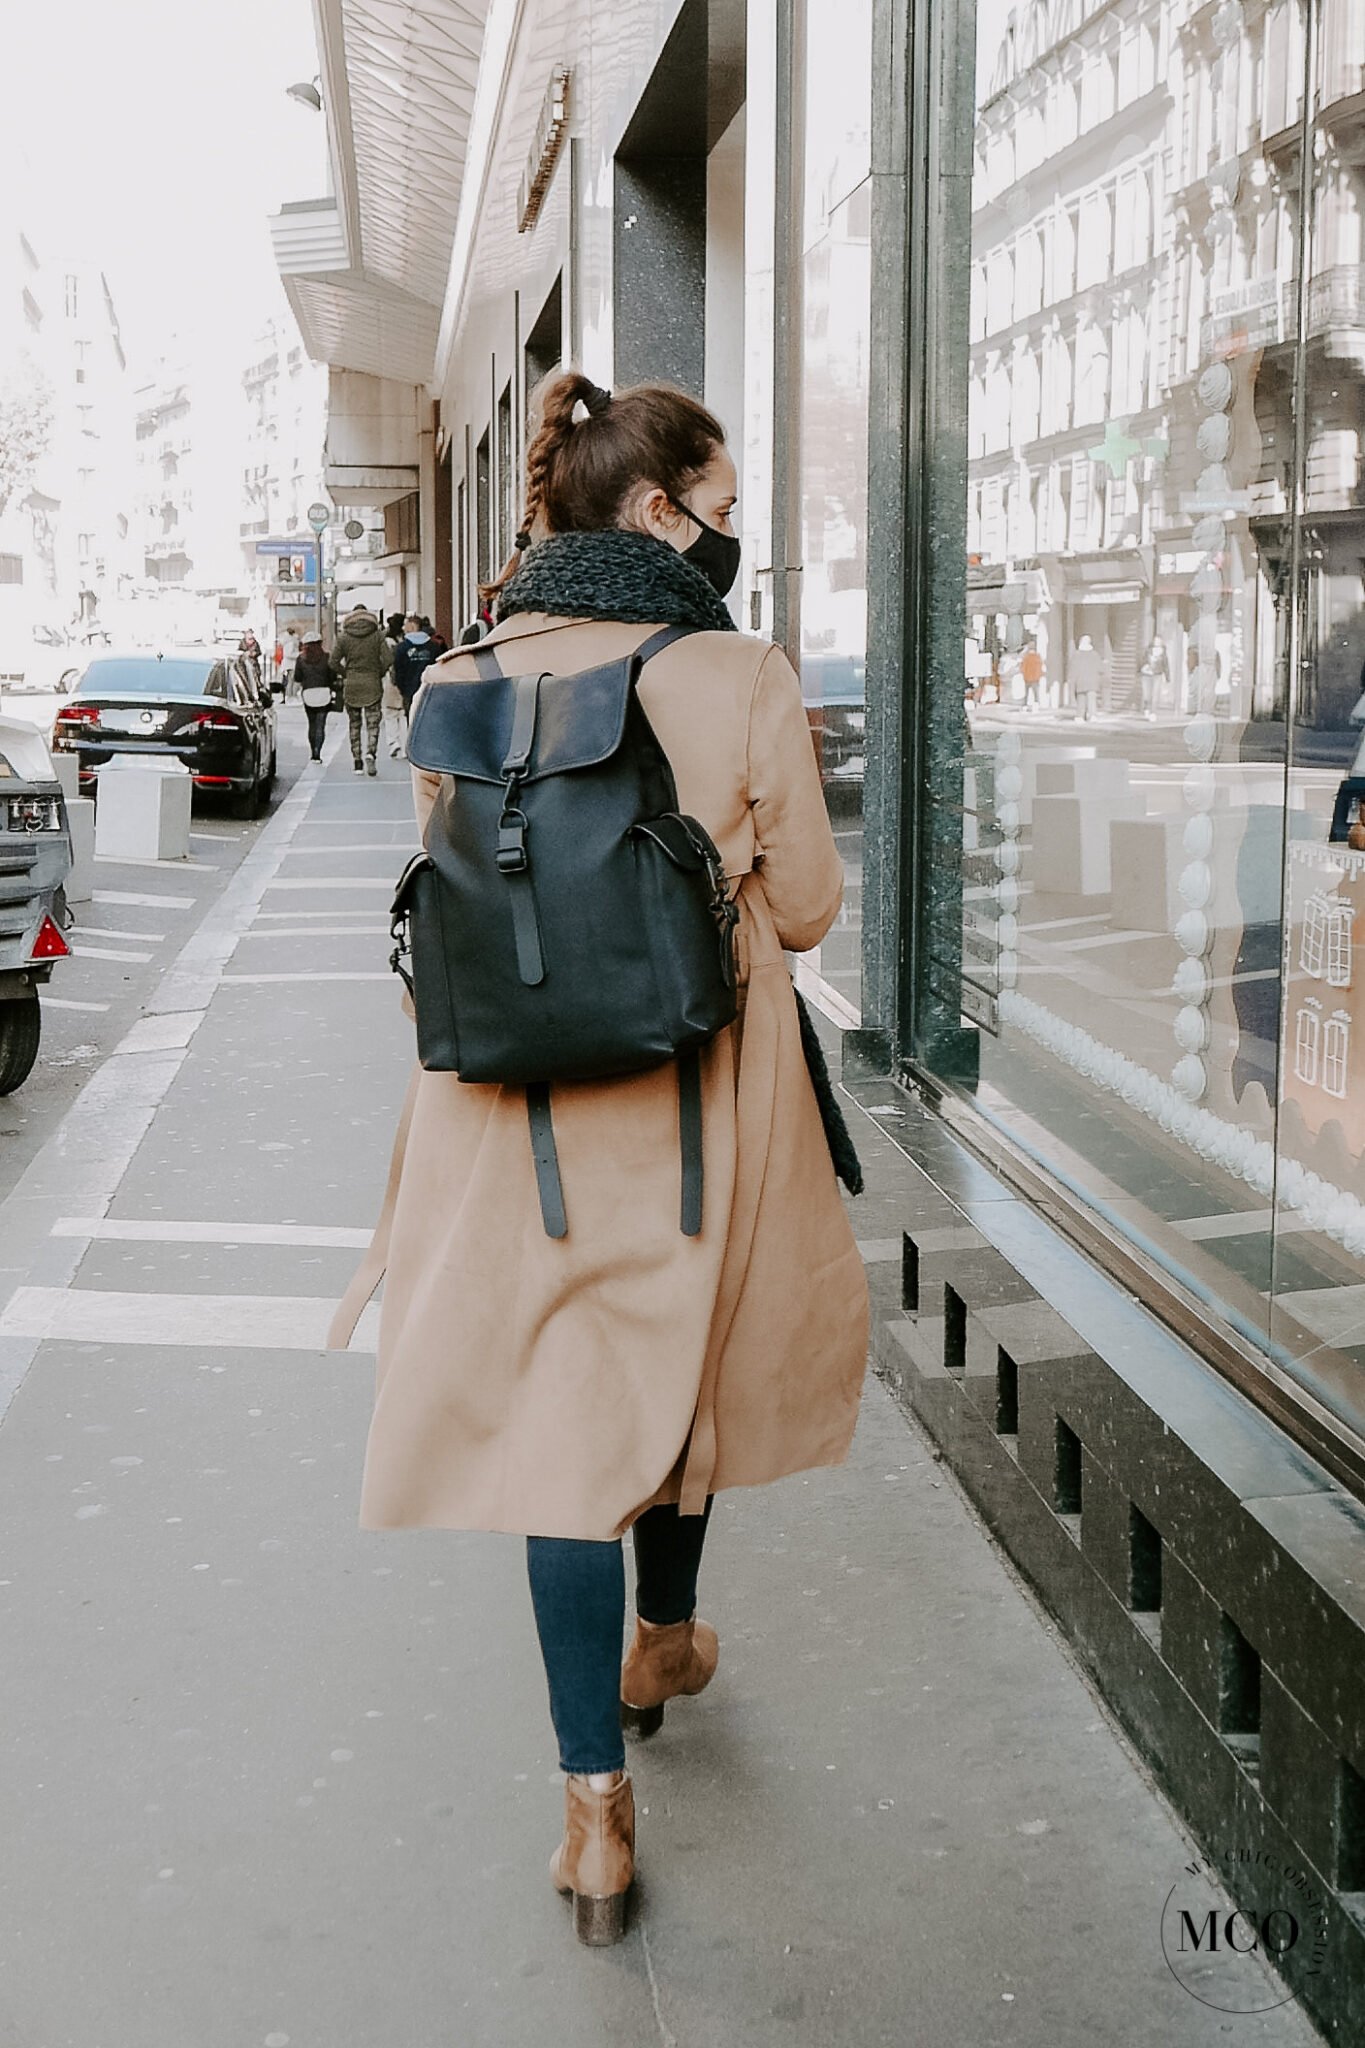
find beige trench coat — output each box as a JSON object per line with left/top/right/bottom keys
{"left": 329, "top": 612, "right": 870, "bottom": 1539}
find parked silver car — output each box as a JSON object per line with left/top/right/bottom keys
{"left": 0, "top": 711, "right": 73, "bottom": 1092}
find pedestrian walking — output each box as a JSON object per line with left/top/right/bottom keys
{"left": 295, "top": 633, "right": 333, "bottom": 760}
{"left": 388, "top": 613, "right": 438, "bottom": 754}
{"left": 328, "top": 604, "right": 392, "bottom": 775}
{"left": 419, "top": 613, "right": 449, "bottom": 657}
{"left": 1021, "top": 642, "right": 1044, "bottom": 710}
{"left": 279, "top": 624, "right": 301, "bottom": 697}
{"left": 1072, "top": 633, "right": 1102, "bottom": 721}
{"left": 329, "top": 372, "right": 870, "bottom": 1947}
{"left": 1138, "top": 637, "right": 1168, "bottom": 720}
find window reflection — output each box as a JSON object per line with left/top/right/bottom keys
{"left": 939, "top": 0, "right": 1365, "bottom": 1446}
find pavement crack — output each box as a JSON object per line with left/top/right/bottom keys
{"left": 640, "top": 1920, "right": 678, "bottom": 2048}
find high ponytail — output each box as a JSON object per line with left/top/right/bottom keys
{"left": 478, "top": 371, "right": 725, "bottom": 607}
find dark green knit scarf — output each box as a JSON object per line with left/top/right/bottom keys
{"left": 496, "top": 529, "right": 738, "bottom": 634}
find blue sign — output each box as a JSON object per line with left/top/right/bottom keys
{"left": 255, "top": 540, "right": 317, "bottom": 561}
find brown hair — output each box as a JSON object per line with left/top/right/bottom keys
{"left": 478, "top": 372, "right": 725, "bottom": 604}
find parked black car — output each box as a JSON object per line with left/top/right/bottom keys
{"left": 52, "top": 649, "right": 277, "bottom": 818}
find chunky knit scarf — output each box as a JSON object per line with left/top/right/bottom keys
{"left": 496, "top": 529, "right": 738, "bottom": 634}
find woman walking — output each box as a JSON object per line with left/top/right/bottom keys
{"left": 295, "top": 633, "right": 333, "bottom": 760}
{"left": 329, "top": 372, "right": 870, "bottom": 1945}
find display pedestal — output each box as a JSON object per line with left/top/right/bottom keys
{"left": 1109, "top": 815, "right": 1184, "bottom": 931}
{"left": 1032, "top": 791, "right": 1142, "bottom": 896}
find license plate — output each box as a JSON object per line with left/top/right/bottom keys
{"left": 101, "top": 708, "right": 168, "bottom": 734}
{"left": 5, "top": 795, "right": 62, "bottom": 833}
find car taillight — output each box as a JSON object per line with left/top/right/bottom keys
{"left": 54, "top": 705, "right": 99, "bottom": 729}
{"left": 194, "top": 709, "right": 239, "bottom": 729}
{"left": 28, "top": 913, "right": 71, "bottom": 962}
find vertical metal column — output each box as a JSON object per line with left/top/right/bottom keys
{"left": 769, "top": 0, "right": 806, "bottom": 666}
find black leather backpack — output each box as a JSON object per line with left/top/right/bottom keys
{"left": 390, "top": 625, "right": 740, "bottom": 1239}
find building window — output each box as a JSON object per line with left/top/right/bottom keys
{"left": 1323, "top": 1014, "right": 1350, "bottom": 1099}
{"left": 1294, "top": 1003, "right": 1321, "bottom": 1087}
{"left": 475, "top": 429, "right": 492, "bottom": 587}
{"left": 497, "top": 382, "right": 514, "bottom": 562}
{"left": 1326, "top": 902, "right": 1352, "bottom": 988}
{"left": 0, "top": 554, "right": 23, "bottom": 586}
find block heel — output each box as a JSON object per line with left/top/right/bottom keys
{"left": 620, "top": 1699, "right": 665, "bottom": 1739}
{"left": 574, "top": 1890, "right": 628, "bottom": 1945}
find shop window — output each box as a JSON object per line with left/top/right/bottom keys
{"left": 1323, "top": 1015, "right": 1350, "bottom": 1099}
{"left": 1295, "top": 1002, "right": 1322, "bottom": 1086}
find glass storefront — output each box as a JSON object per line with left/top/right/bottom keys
{"left": 798, "top": 0, "right": 872, "bottom": 1021}
{"left": 918, "top": 0, "right": 1365, "bottom": 1453}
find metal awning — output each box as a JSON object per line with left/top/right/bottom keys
{"left": 272, "top": 0, "right": 491, "bottom": 388}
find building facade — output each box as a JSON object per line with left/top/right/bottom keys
{"left": 0, "top": 226, "right": 135, "bottom": 678}
{"left": 276, "top": 1, "right": 1365, "bottom": 2027}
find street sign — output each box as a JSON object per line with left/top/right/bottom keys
{"left": 344, "top": 518, "right": 365, "bottom": 541}
{"left": 255, "top": 540, "right": 316, "bottom": 560}
{"left": 307, "top": 502, "right": 330, "bottom": 532}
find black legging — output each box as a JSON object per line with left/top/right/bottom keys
{"left": 526, "top": 1497, "right": 715, "bottom": 1774}
{"left": 305, "top": 705, "right": 329, "bottom": 757}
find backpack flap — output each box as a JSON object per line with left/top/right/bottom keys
{"left": 406, "top": 657, "right": 637, "bottom": 781}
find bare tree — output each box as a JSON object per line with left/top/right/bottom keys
{"left": 0, "top": 355, "right": 54, "bottom": 521}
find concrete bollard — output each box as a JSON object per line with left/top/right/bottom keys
{"left": 94, "top": 757, "right": 192, "bottom": 863}
{"left": 64, "top": 795, "right": 96, "bottom": 904}
{"left": 51, "top": 754, "right": 80, "bottom": 804}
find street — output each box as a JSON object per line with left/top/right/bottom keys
{"left": 0, "top": 702, "right": 1325, "bottom": 2045}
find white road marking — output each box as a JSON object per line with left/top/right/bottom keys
{"left": 42, "top": 997, "right": 111, "bottom": 1013}
{"left": 220, "top": 972, "right": 392, "bottom": 985}
{"left": 0, "top": 764, "right": 335, "bottom": 1419}
{"left": 53, "top": 1218, "right": 372, "bottom": 1248}
{"left": 0, "top": 1287, "right": 377, "bottom": 1353}
{"left": 93, "top": 855, "right": 216, "bottom": 872}
{"left": 115, "top": 1012, "right": 202, "bottom": 1054}
{"left": 1174, "top": 1208, "right": 1313, "bottom": 1241}
{"left": 71, "top": 925, "right": 168, "bottom": 943}
{"left": 71, "top": 945, "right": 155, "bottom": 964}
{"left": 284, "top": 843, "right": 421, "bottom": 855}
{"left": 94, "top": 890, "right": 195, "bottom": 910}
{"left": 234, "top": 926, "right": 388, "bottom": 941}
{"left": 792, "top": 958, "right": 862, "bottom": 1031}
{"left": 263, "top": 878, "right": 393, "bottom": 891}
{"left": 253, "top": 908, "right": 392, "bottom": 920}
{"left": 856, "top": 1239, "right": 901, "bottom": 1263}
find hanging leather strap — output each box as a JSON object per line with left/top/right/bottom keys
{"left": 526, "top": 1083, "right": 568, "bottom": 1239}
{"left": 470, "top": 640, "right": 503, "bottom": 680}
{"left": 500, "top": 671, "right": 540, "bottom": 774}
{"left": 678, "top": 1048, "right": 704, "bottom": 1237}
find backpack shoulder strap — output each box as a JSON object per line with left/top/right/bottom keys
{"left": 469, "top": 640, "right": 503, "bottom": 680}
{"left": 634, "top": 623, "right": 699, "bottom": 666}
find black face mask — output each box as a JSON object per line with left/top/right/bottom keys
{"left": 668, "top": 494, "right": 741, "bottom": 599}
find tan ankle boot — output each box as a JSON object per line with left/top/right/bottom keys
{"left": 620, "top": 1613, "right": 719, "bottom": 1738}
{"left": 549, "top": 1771, "right": 635, "bottom": 1945}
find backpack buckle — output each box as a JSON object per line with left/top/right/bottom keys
{"left": 497, "top": 811, "right": 530, "bottom": 874}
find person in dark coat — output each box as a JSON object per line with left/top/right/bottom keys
{"left": 328, "top": 606, "right": 393, "bottom": 775}
{"left": 295, "top": 634, "right": 334, "bottom": 761}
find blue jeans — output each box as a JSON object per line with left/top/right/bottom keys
{"left": 526, "top": 1497, "right": 714, "bottom": 1774}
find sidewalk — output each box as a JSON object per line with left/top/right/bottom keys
{"left": 0, "top": 718, "right": 1324, "bottom": 2047}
